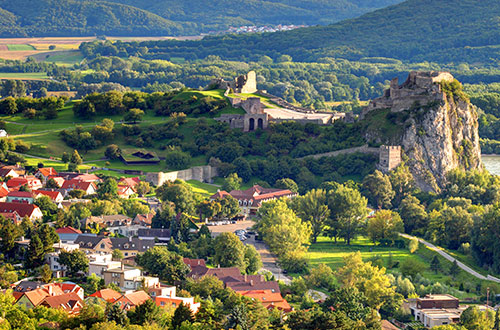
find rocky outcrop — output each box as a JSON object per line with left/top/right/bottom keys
{"left": 364, "top": 71, "right": 482, "bottom": 192}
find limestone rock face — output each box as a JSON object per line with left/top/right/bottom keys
{"left": 365, "top": 71, "right": 482, "bottom": 192}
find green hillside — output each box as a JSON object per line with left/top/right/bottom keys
{"left": 105, "top": 0, "right": 401, "bottom": 33}
{"left": 132, "top": 0, "right": 500, "bottom": 63}
{"left": 0, "top": 0, "right": 182, "bottom": 37}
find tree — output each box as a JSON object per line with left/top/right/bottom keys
{"left": 135, "top": 181, "right": 151, "bottom": 197}
{"left": 227, "top": 304, "right": 249, "bottom": 330}
{"left": 399, "top": 195, "right": 428, "bottom": 235}
{"left": 0, "top": 216, "right": 21, "bottom": 257}
{"left": 366, "top": 210, "right": 404, "bottom": 243}
{"left": 233, "top": 157, "right": 252, "bottom": 182}
{"left": 400, "top": 258, "right": 426, "bottom": 278}
{"left": 105, "top": 144, "right": 121, "bottom": 160}
{"left": 106, "top": 303, "right": 128, "bottom": 326}
{"left": 222, "top": 173, "right": 242, "bottom": 192}
{"left": 124, "top": 108, "right": 144, "bottom": 124}
{"left": 128, "top": 298, "right": 160, "bottom": 325}
{"left": 69, "top": 189, "right": 86, "bottom": 199}
{"left": 275, "top": 178, "right": 299, "bottom": 193}
{"left": 362, "top": 170, "right": 394, "bottom": 209}
{"left": 294, "top": 189, "right": 330, "bottom": 243}
{"left": 430, "top": 255, "right": 441, "bottom": 274}
{"left": 460, "top": 306, "right": 494, "bottom": 330}
{"left": 216, "top": 195, "right": 239, "bottom": 220}
{"left": 112, "top": 249, "right": 124, "bottom": 261}
{"left": 97, "top": 178, "right": 118, "bottom": 200}
{"left": 449, "top": 260, "right": 460, "bottom": 278}
{"left": 40, "top": 264, "right": 52, "bottom": 283}
{"left": 494, "top": 308, "right": 500, "bottom": 330}
{"left": 61, "top": 152, "right": 70, "bottom": 163}
{"left": 213, "top": 233, "right": 245, "bottom": 270}
{"left": 308, "top": 263, "right": 335, "bottom": 290}
{"left": 136, "top": 246, "right": 189, "bottom": 283}
{"left": 172, "top": 302, "right": 194, "bottom": 329}
{"left": 156, "top": 181, "right": 195, "bottom": 215}
{"left": 244, "top": 245, "right": 262, "bottom": 274}
{"left": 165, "top": 149, "right": 191, "bottom": 170}
{"left": 27, "top": 234, "right": 45, "bottom": 268}
{"left": 59, "top": 249, "right": 89, "bottom": 276}
{"left": 70, "top": 149, "right": 82, "bottom": 165}
{"left": 328, "top": 185, "right": 368, "bottom": 245}
{"left": 408, "top": 237, "right": 419, "bottom": 253}
{"left": 45, "top": 178, "right": 60, "bottom": 188}
{"left": 336, "top": 252, "right": 399, "bottom": 310}
{"left": 87, "top": 273, "right": 102, "bottom": 294}
{"left": 389, "top": 164, "right": 415, "bottom": 207}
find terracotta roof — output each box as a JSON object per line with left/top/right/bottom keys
{"left": 23, "top": 288, "right": 50, "bottom": 306}
{"left": 117, "top": 291, "right": 150, "bottom": 309}
{"left": 90, "top": 289, "right": 122, "bottom": 303}
{"left": 7, "top": 191, "right": 34, "bottom": 198}
{"left": 209, "top": 190, "right": 231, "bottom": 200}
{"left": 46, "top": 177, "right": 65, "bottom": 187}
{"left": 56, "top": 226, "right": 82, "bottom": 234}
{"left": 134, "top": 213, "right": 154, "bottom": 225}
{"left": 240, "top": 290, "right": 292, "bottom": 312}
{"left": 0, "top": 202, "right": 40, "bottom": 218}
{"left": 6, "top": 176, "right": 41, "bottom": 188}
{"left": 61, "top": 180, "right": 96, "bottom": 191}
{"left": 118, "top": 177, "right": 140, "bottom": 188}
{"left": 40, "top": 292, "right": 83, "bottom": 313}
{"left": 381, "top": 320, "right": 400, "bottom": 330}
{"left": 74, "top": 174, "right": 100, "bottom": 182}
{"left": 189, "top": 266, "right": 241, "bottom": 279}
{"left": 0, "top": 168, "right": 17, "bottom": 177}
{"left": 34, "top": 190, "right": 62, "bottom": 201}
{"left": 226, "top": 280, "right": 280, "bottom": 293}
{"left": 0, "top": 186, "right": 9, "bottom": 198}
{"left": 183, "top": 258, "right": 206, "bottom": 268}
{"left": 0, "top": 211, "right": 21, "bottom": 224}
{"left": 37, "top": 168, "right": 58, "bottom": 177}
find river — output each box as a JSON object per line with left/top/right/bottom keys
{"left": 482, "top": 155, "right": 500, "bottom": 175}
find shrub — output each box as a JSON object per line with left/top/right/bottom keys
{"left": 408, "top": 237, "right": 419, "bottom": 253}
{"left": 164, "top": 149, "right": 190, "bottom": 170}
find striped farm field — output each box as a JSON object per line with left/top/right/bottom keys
{"left": 7, "top": 44, "right": 36, "bottom": 51}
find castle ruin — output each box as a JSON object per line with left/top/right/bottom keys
{"left": 378, "top": 145, "right": 402, "bottom": 172}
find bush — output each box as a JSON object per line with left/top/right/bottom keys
{"left": 307, "top": 263, "right": 335, "bottom": 290}
{"left": 400, "top": 258, "right": 426, "bottom": 278}
{"left": 279, "top": 250, "right": 309, "bottom": 274}
{"left": 164, "top": 149, "right": 191, "bottom": 170}
{"left": 105, "top": 144, "right": 121, "bottom": 160}
{"left": 408, "top": 237, "right": 419, "bottom": 253}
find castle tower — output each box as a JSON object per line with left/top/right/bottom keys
{"left": 378, "top": 145, "right": 402, "bottom": 172}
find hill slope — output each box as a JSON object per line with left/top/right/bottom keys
{"left": 105, "top": 0, "right": 401, "bottom": 32}
{"left": 0, "top": 0, "right": 182, "bottom": 37}
{"left": 137, "top": 0, "right": 500, "bottom": 63}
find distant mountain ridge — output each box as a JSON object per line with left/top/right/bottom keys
{"left": 0, "top": 0, "right": 402, "bottom": 37}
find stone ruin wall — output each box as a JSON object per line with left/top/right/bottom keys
{"left": 146, "top": 165, "right": 217, "bottom": 187}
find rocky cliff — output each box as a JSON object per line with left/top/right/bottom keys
{"left": 363, "top": 71, "right": 482, "bottom": 192}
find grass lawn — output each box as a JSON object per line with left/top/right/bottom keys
{"left": 7, "top": 44, "right": 36, "bottom": 51}
{"left": 0, "top": 72, "right": 49, "bottom": 80}
{"left": 41, "top": 51, "right": 84, "bottom": 65}
{"left": 307, "top": 236, "right": 496, "bottom": 299}
{"left": 186, "top": 180, "right": 220, "bottom": 197}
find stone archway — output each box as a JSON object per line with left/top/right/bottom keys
{"left": 257, "top": 118, "right": 264, "bottom": 129}
{"left": 249, "top": 118, "right": 255, "bottom": 131}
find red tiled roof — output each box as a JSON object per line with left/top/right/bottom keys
{"left": 61, "top": 180, "right": 96, "bottom": 191}
{"left": 6, "top": 177, "right": 28, "bottom": 187}
{"left": 0, "top": 186, "right": 9, "bottom": 198}
{"left": 34, "top": 190, "right": 61, "bottom": 201}
{"left": 209, "top": 190, "right": 231, "bottom": 200}
{"left": 23, "top": 288, "right": 49, "bottom": 306}
{"left": 74, "top": 174, "right": 100, "bottom": 182}
{"left": 56, "top": 226, "right": 82, "bottom": 234}
{"left": 7, "top": 191, "right": 34, "bottom": 198}
{"left": 240, "top": 290, "right": 292, "bottom": 312}
{"left": 116, "top": 291, "right": 150, "bottom": 309}
{"left": 118, "top": 177, "right": 140, "bottom": 188}
{"left": 183, "top": 258, "right": 206, "bottom": 268}
{"left": 37, "top": 168, "right": 58, "bottom": 177}
{"left": 90, "top": 289, "right": 122, "bottom": 303}
{"left": 40, "top": 292, "right": 83, "bottom": 313}
{"left": 0, "top": 202, "right": 40, "bottom": 217}
{"left": 47, "top": 176, "right": 65, "bottom": 187}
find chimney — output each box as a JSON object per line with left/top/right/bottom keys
{"left": 121, "top": 262, "right": 125, "bottom": 271}
{"left": 129, "top": 236, "right": 132, "bottom": 242}
{"left": 197, "top": 260, "right": 200, "bottom": 265}
{"left": 250, "top": 280, "right": 254, "bottom": 286}
{"left": 48, "top": 284, "right": 53, "bottom": 296}
{"left": 217, "top": 264, "right": 220, "bottom": 268}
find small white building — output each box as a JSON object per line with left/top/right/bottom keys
{"left": 45, "top": 242, "right": 79, "bottom": 278}
{"left": 87, "top": 253, "right": 121, "bottom": 278}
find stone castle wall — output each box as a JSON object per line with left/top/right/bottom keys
{"left": 378, "top": 145, "right": 402, "bottom": 172}
{"left": 146, "top": 165, "right": 217, "bottom": 187}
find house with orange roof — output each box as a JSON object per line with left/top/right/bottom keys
{"left": 34, "top": 190, "right": 64, "bottom": 202}
{"left": 6, "top": 191, "right": 35, "bottom": 204}
{"left": 15, "top": 283, "right": 64, "bottom": 309}
{"left": 0, "top": 211, "right": 22, "bottom": 225}
{"left": 0, "top": 167, "right": 20, "bottom": 179}
{"left": 154, "top": 296, "right": 200, "bottom": 314}
{"left": 89, "top": 288, "right": 122, "bottom": 303}
{"left": 117, "top": 185, "right": 135, "bottom": 199}
{"left": 73, "top": 174, "right": 101, "bottom": 183}
{"left": 115, "top": 290, "right": 151, "bottom": 310}
{"left": 46, "top": 176, "right": 65, "bottom": 188}
{"left": 39, "top": 292, "right": 83, "bottom": 315}
{"left": 0, "top": 185, "right": 9, "bottom": 200}
{"left": 0, "top": 202, "right": 43, "bottom": 220}
{"left": 240, "top": 290, "right": 292, "bottom": 312}
{"left": 210, "top": 185, "right": 297, "bottom": 217}
{"left": 35, "top": 168, "right": 58, "bottom": 182}
{"left": 7, "top": 176, "right": 43, "bottom": 191}
{"left": 61, "top": 180, "right": 97, "bottom": 195}
{"left": 118, "top": 177, "right": 141, "bottom": 190}
{"left": 133, "top": 212, "right": 155, "bottom": 226}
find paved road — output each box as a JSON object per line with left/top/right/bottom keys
{"left": 399, "top": 233, "right": 496, "bottom": 281}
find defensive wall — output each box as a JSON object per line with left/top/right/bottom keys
{"left": 146, "top": 165, "right": 217, "bottom": 187}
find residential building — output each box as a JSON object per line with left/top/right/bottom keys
{"left": 0, "top": 211, "right": 22, "bottom": 225}
{"left": 45, "top": 242, "right": 80, "bottom": 277}
{"left": 61, "top": 180, "right": 97, "bottom": 195}
{"left": 84, "top": 214, "right": 132, "bottom": 229}
{"left": 118, "top": 177, "right": 141, "bottom": 190}
{"left": 0, "top": 167, "right": 19, "bottom": 178}
{"left": 102, "top": 264, "right": 159, "bottom": 291}
{"left": 147, "top": 283, "right": 176, "bottom": 299}
{"left": 111, "top": 237, "right": 155, "bottom": 258}
{"left": 14, "top": 282, "right": 83, "bottom": 309}
{"left": 0, "top": 202, "right": 43, "bottom": 220}
{"left": 39, "top": 292, "right": 83, "bottom": 315}
{"left": 155, "top": 295, "right": 200, "bottom": 314}
{"left": 115, "top": 290, "right": 150, "bottom": 310}
{"left": 6, "top": 191, "right": 35, "bottom": 204}
{"left": 7, "top": 176, "right": 43, "bottom": 190}
{"left": 46, "top": 176, "right": 65, "bottom": 188}
{"left": 210, "top": 185, "right": 297, "bottom": 216}
{"left": 89, "top": 288, "right": 122, "bottom": 303}
{"left": 133, "top": 212, "right": 155, "bottom": 227}
{"left": 34, "top": 190, "right": 64, "bottom": 202}
{"left": 56, "top": 226, "right": 82, "bottom": 243}
{"left": 183, "top": 258, "right": 206, "bottom": 269}
{"left": 35, "top": 168, "right": 58, "bottom": 182}
{"left": 88, "top": 253, "right": 121, "bottom": 278}
{"left": 0, "top": 185, "right": 9, "bottom": 200}
{"left": 137, "top": 228, "right": 171, "bottom": 242}
{"left": 240, "top": 290, "right": 292, "bottom": 312}
{"left": 118, "top": 185, "right": 135, "bottom": 199}
{"left": 75, "top": 235, "right": 113, "bottom": 254}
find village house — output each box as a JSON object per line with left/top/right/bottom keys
{"left": 14, "top": 282, "right": 83, "bottom": 310}
{"left": 88, "top": 253, "right": 121, "bottom": 278}
{"left": 34, "top": 189, "right": 64, "bottom": 202}
{"left": 154, "top": 295, "right": 200, "bottom": 314}
{"left": 45, "top": 242, "right": 80, "bottom": 278}
{"left": 111, "top": 237, "right": 155, "bottom": 258}
{"left": 6, "top": 191, "right": 35, "bottom": 204}
{"left": 0, "top": 167, "right": 20, "bottom": 179}
{"left": 0, "top": 210, "right": 22, "bottom": 225}
{"left": 0, "top": 202, "right": 43, "bottom": 220}
{"left": 46, "top": 176, "right": 65, "bottom": 188}
{"left": 89, "top": 288, "right": 122, "bottom": 304}
{"left": 240, "top": 290, "right": 292, "bottom": 312}
{"left": 137, "top": 228, "right": 171, "bottom": 242}
{"left": 35, "top": 167, "right": 58, "bottom": 182}
{"left": 0, "top": 185, "right": 8, "bottom": 200}
{"left": 118, "top": 185, "right": 135, "bottom": 198}
{"left": 103, "top": 264, "right": 159, "bottom": 291}
{"left": 74, "top": 235, "right": 113, "bottom": 254}
{"left": 115, "top": 290, "right": 151, "bottom": 310}
{"left": 56, "top": 226, "right": 82, "bottom": 243}
{"left": 7, "top": 176, "right": 43, "bottom": 190}
{"left": 118, "top": 177, "right": 141, "bottom": 190}
{"left": 210, "top": 185, "right": 297, "bottom": 217}
{"left": 39, "top": 292, "right": 83, "bottom": 315}
{"left": 61, "top": 180, "right": 97, "bottom": 195}
{"left": 83, "top": 214, "right": 132, "bottom": 229}
{"left": 133, "top": 212, "right": 155, "bottom": 226}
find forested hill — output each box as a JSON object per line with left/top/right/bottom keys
{"left": 104, "top": 0, "right": 401, "bottom": 33}
{"left": 0, "top": 0, "right": 182, "bottom": 37}
{"left": 133, "top": 0, "right": 500, "bottom": 63}
{"left": 0, "top": 0, "right": 402, "bottom": 37}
